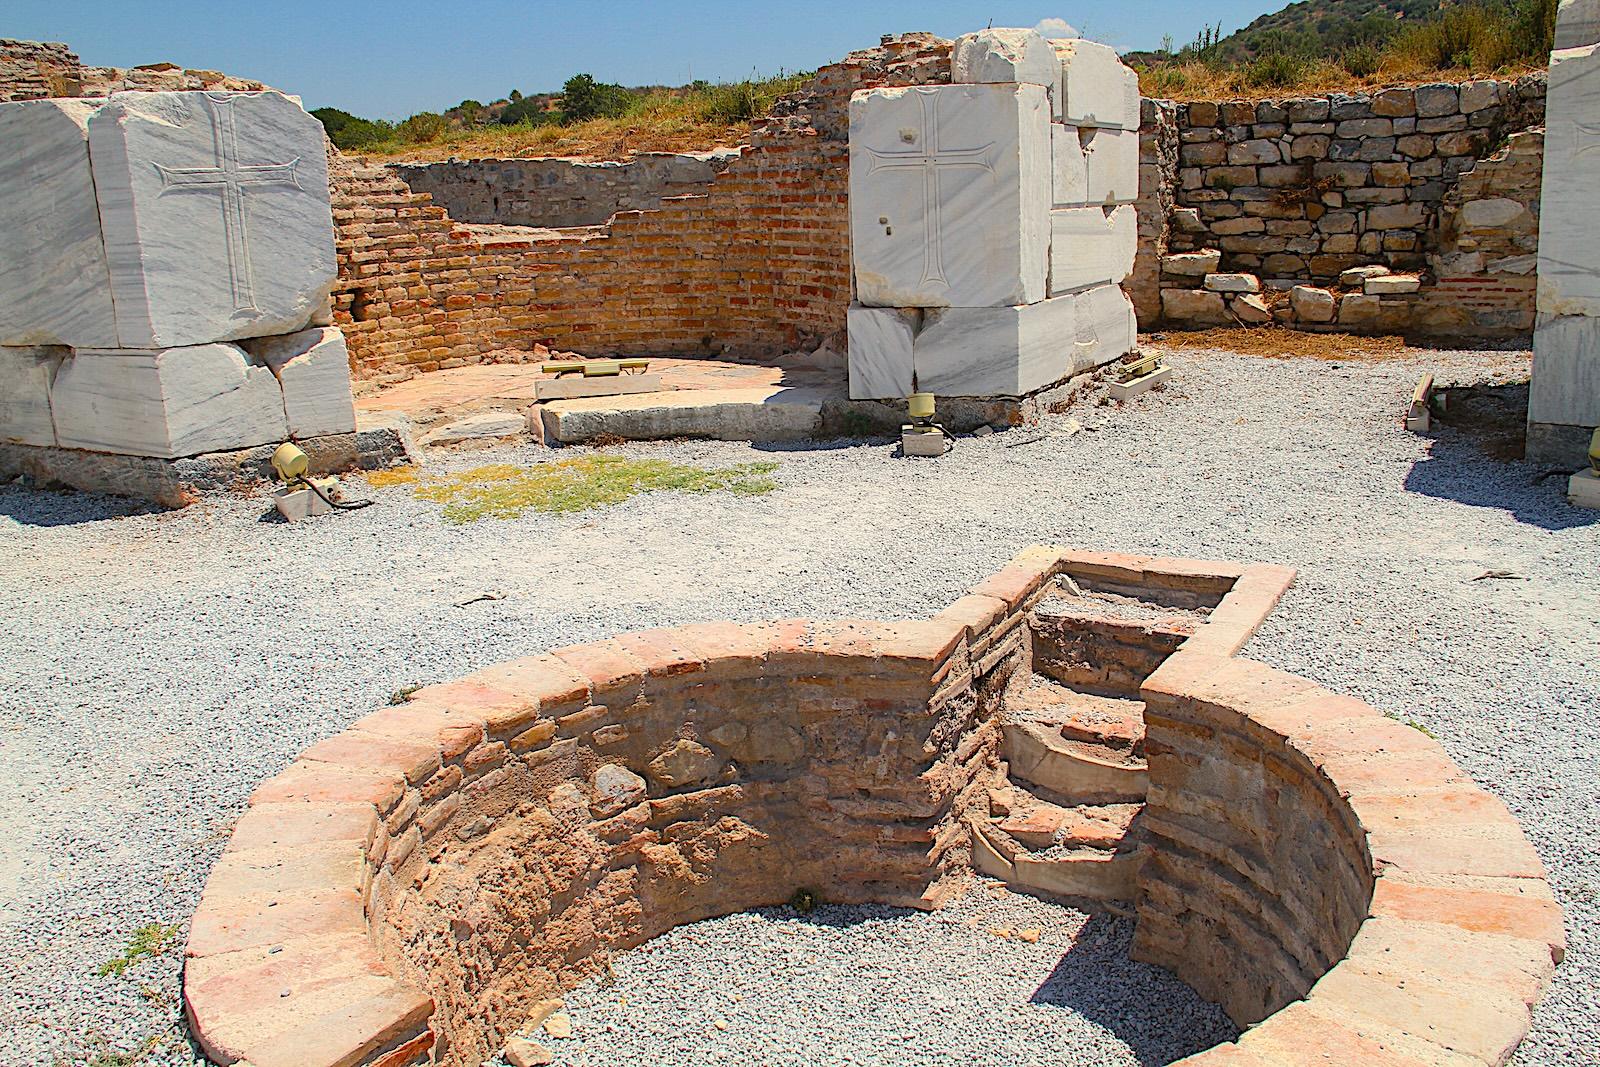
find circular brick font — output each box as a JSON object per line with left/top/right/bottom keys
{"left": 183, "top": 548, "right": 1564, "bottom": 1067}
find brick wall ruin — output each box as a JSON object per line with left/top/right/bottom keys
{"left": 0, "top": 35, "right": 1560, "bottom": 381}
{"left": 389, "top": 151, "right": 741, "bottom": 228}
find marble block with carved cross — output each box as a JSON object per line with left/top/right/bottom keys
{"left": 848, "top": 83, "right": 1051, "bottom": 309}
{"left": 0, "top": 91, "right": 335, "bottom": 350}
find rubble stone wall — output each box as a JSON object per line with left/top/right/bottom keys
{"left": 1154, "top": 76, "right": 1548, "bottom": 338}
{"left": 388, "top": 152, "right": 740, "bottom": 228}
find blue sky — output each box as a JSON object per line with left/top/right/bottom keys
{"left": 6, "top": 1, "right": 1285, "bottom": 119}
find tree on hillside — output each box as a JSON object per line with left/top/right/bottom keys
{"left": 309, "top": 107, "right": 394, "bottom": 150}
{"left": 560, "top": 73, "right": 631, "bottom": 123}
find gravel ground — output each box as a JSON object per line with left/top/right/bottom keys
{"left": 527, "top": 883, "right": 1237, "bottom": 1067}
{"left": 0, "top": 346, "right": 1595, "bottom": 1065}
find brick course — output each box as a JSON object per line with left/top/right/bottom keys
{"left": 183, "top": 545, "right": 1560, "bottom": 1067}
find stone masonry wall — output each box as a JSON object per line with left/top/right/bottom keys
{"left": 0, "top": 39, "right": 81, "bottom": 100}
{"left": 388, "top": 151, "right": 740, "bottom": 228}
{"left": 1155, "top": 75, "right": 1548, "bottom": 338}
{"left": 330, "top": 35, "right": 953, "bottom": 383}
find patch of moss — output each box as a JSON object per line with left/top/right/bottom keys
{"left": 402, "top": 455, "right": 779, "bottom": 523}
{"left": 99, "top": 923, "right": 179, "bottom": 978}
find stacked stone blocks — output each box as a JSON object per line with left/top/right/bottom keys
{"left": 846, "top": 29, "right": 1140, "bottom": 399}
{"left": 0, "top": 89, "right": 356, "bottom": 460}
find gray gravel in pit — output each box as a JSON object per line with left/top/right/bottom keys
{"left": 0, "top": 346, "right": 1595, "bottom": 1066}
{"left": 521, "top": 883, "right": 1237, "bottom": 1067}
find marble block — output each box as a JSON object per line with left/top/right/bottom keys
{"left": 1537, "top": 43, "right": 1600, "bottom": 318}
{"left": 1051, "top": 39, "right": 1136, "bottom": 129}
{"left": 850, "top": 84, "right": 1051, "bottom": 308}
{"left": 0, "top": 346, "right": 65, "bottom": 447}
{"left": 847, "top": 305, "right": 917, "bottom": 400}
{"left": 1530, "top": 313, "right": 1600, "bottom": 430}
{"left": 1052, "top": 124, "right": 1089, "bottom": 206}
{"left": 1121, "top": 66, "right": 1142, "bottom": 131}
{"left": 952, "top": 28, "right": 1061, "bottom": 117}
{"left": 1556, "top": 0, "right": 1600, "bottom": 47}
{"left": 1049, "top": 205, "right": 1137, "bottom": 294}
{"left": 913, "top": 296, "right": 1076, "bottom": 397}
{"left": 1082, "top": 126, "right": 1140, "bottom": 204}
{"left": 0, "top": 101, "right": 120, "bottom": 348}
{"left": 88, "top": 91, "right": 337, "bottom": 349}
{"left": 1073, "top": 285, "right": 1138, "bottom": 371}
{"left": 50, "top": 343, "right": 288, "bottom": 458}
{"left": 242, "top": 326, "right": 357, "bottom": 438}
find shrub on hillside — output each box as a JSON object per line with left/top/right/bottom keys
{"left": 560, "top": 74, "right": 634, "bottom": 124}
{"left": 1382, "top": 0, "right": 1556, "bottom": 72}
{"left": 395, "top": 111, "right": 449, "bottom": 144}
{"left": 310, "top": 107, "right": 394, "bottom": 150}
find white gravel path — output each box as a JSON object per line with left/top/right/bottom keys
{"left": 0, "top": 347, "right": 1594, "bottom": 1066}
{"left": 534, "top": 884, "right": 1237, "bottom": 1067}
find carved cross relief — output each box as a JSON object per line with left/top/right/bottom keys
{"left": 859, "top": 89, "right": 999, "bottom": 290}
{"left": 154, "top": 93, "right": 304, "bottom": 314}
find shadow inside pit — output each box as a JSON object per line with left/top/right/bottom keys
{"left": 0, "top": 484, "right": 159, "bottom": 527}
{"left": 1028, "top": 910, "right": 1238, "bottom": 1067}
{"left": 1403, "top": 381, "right": 1598, "bottom": 530}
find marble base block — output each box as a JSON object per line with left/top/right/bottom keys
{"left": 848, "top": 305, "right": 918, "bottom": 400}
{"left": 1529, "top": 313, "right": 1600, "bottom": 430}
{"left": 1052, "top": 124, "right": 1089, "bottom": 206}
{"left": 242, "top": 326, "right": 357, "bottom": 438}
{"left": 1074, "top": 285, "right": 1138, "bottom": 371}
{"left": 0, "top": 346, "right": 66, "bottom": 447}
{"left": 913, "top": 295, "right": 1077, "bottom": 397}
{"left": 50, "top": 343, "right": 288, "bottom": 459}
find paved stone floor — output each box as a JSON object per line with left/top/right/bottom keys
{"left": 0, "top": 345, "right": 1594, "bottom": 1065}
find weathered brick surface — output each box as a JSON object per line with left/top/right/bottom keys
{"left": 184, "top": 547, "right": 1557, "bottom": 1067}
{"left": 328, "top": 35, "right": 953, "bottom": 384}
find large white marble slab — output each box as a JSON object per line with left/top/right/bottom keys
{"left": 912, "top": 296, "right": 1076, "bottom": 397}
{"left": 1530, "top": 313, "right": 1600, "bottom": 428}
{"left": 0, "top": 346, "right": 65, "bottom": 447}
{"left": 243, "top": 326, "right": 357, "bottom": 438}
{"left": 88, "top": 91, "right": 337, "bottom": 349}
{"left": 952, "top": 28, "right": 1061, "bottom": 117}
{"left": 1537, "top": 44, "right": 1600, "bottom": 319}
{"left": 847, "top": 305, "right": 917, "bottom": 400}
{"left": 1082, "top": 126, "right": 1140, "bottom": 204}
{"left": 1557, "top": 0, "right": 1600, "bottom": 47}
{"left": 1051, "top": 39, "right": 1136, "bottom": 129}
{"left": 50, "top": 343, "right": 288, "bottom": 458}
{"left": 0, "top": 100, "right": 120, "bottom": 348}
{"left": 1049, "top": 205, "right": 1137, "bottom": 294}
{"left": 1052, "top": 124, "right": 1089, "bottom": 206}
{"left": 1073, "top": 284, "right": 1137, "bottom": 372}
{"left": 849, "top": 83, "right": 1051, "bottom": 308}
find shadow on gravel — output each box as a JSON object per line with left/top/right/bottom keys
{"left": 1029, "top": 912, "right": 1239, "bottom": 1066}
{"left": 1404, "top": 432, "right": 1598, "bottom": 531}
{"left": 0, "top": 486, "right": 155, "bottom": 527}
{"left": 1404, "top": 381, "right": 1597, "bottom": 530}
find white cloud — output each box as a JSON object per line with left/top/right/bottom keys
{"left": 1034, "top": 17, "right": 1079, "bottom": 39}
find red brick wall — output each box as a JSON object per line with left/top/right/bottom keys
{"left": 332, "top": 34, "right": 953, "bottom": 384}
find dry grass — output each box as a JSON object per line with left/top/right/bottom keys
{"left": 1136, "top": 58, "right": 1542, "bottom": 102}
{"left": 363, "top": 456, "right": 779, "bottom": 522}
{"left": 361, "top": 111, "right": 749, "bottom": 163}
{"left": 1150, "top": 327, "right": 1415, "bottom": 360}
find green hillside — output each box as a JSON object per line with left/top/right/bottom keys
{"left": 1213, "top": 0, "right": 1446, "bottom": 61}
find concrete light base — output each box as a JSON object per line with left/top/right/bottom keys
{"left": 533, "top": 373, "right": 664, "bottom": 401}
{"left": 1108, "top": 365, "right": 1171, "bottom": 401}
{"left": 900, "top": 426, "right": 951, "bottom": 457}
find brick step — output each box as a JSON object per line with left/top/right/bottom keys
{"left": 989, "top": 786, "right": 1143, "bottom": 852}
{"left": 1000, "top": 718, "right": 1148, "bottom": 805}
{"left": 968, "top": 812, "right": 1146, "bottom": 904}
{"left": 1005, "top": 673, "right": 1146, "bottom": 755}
